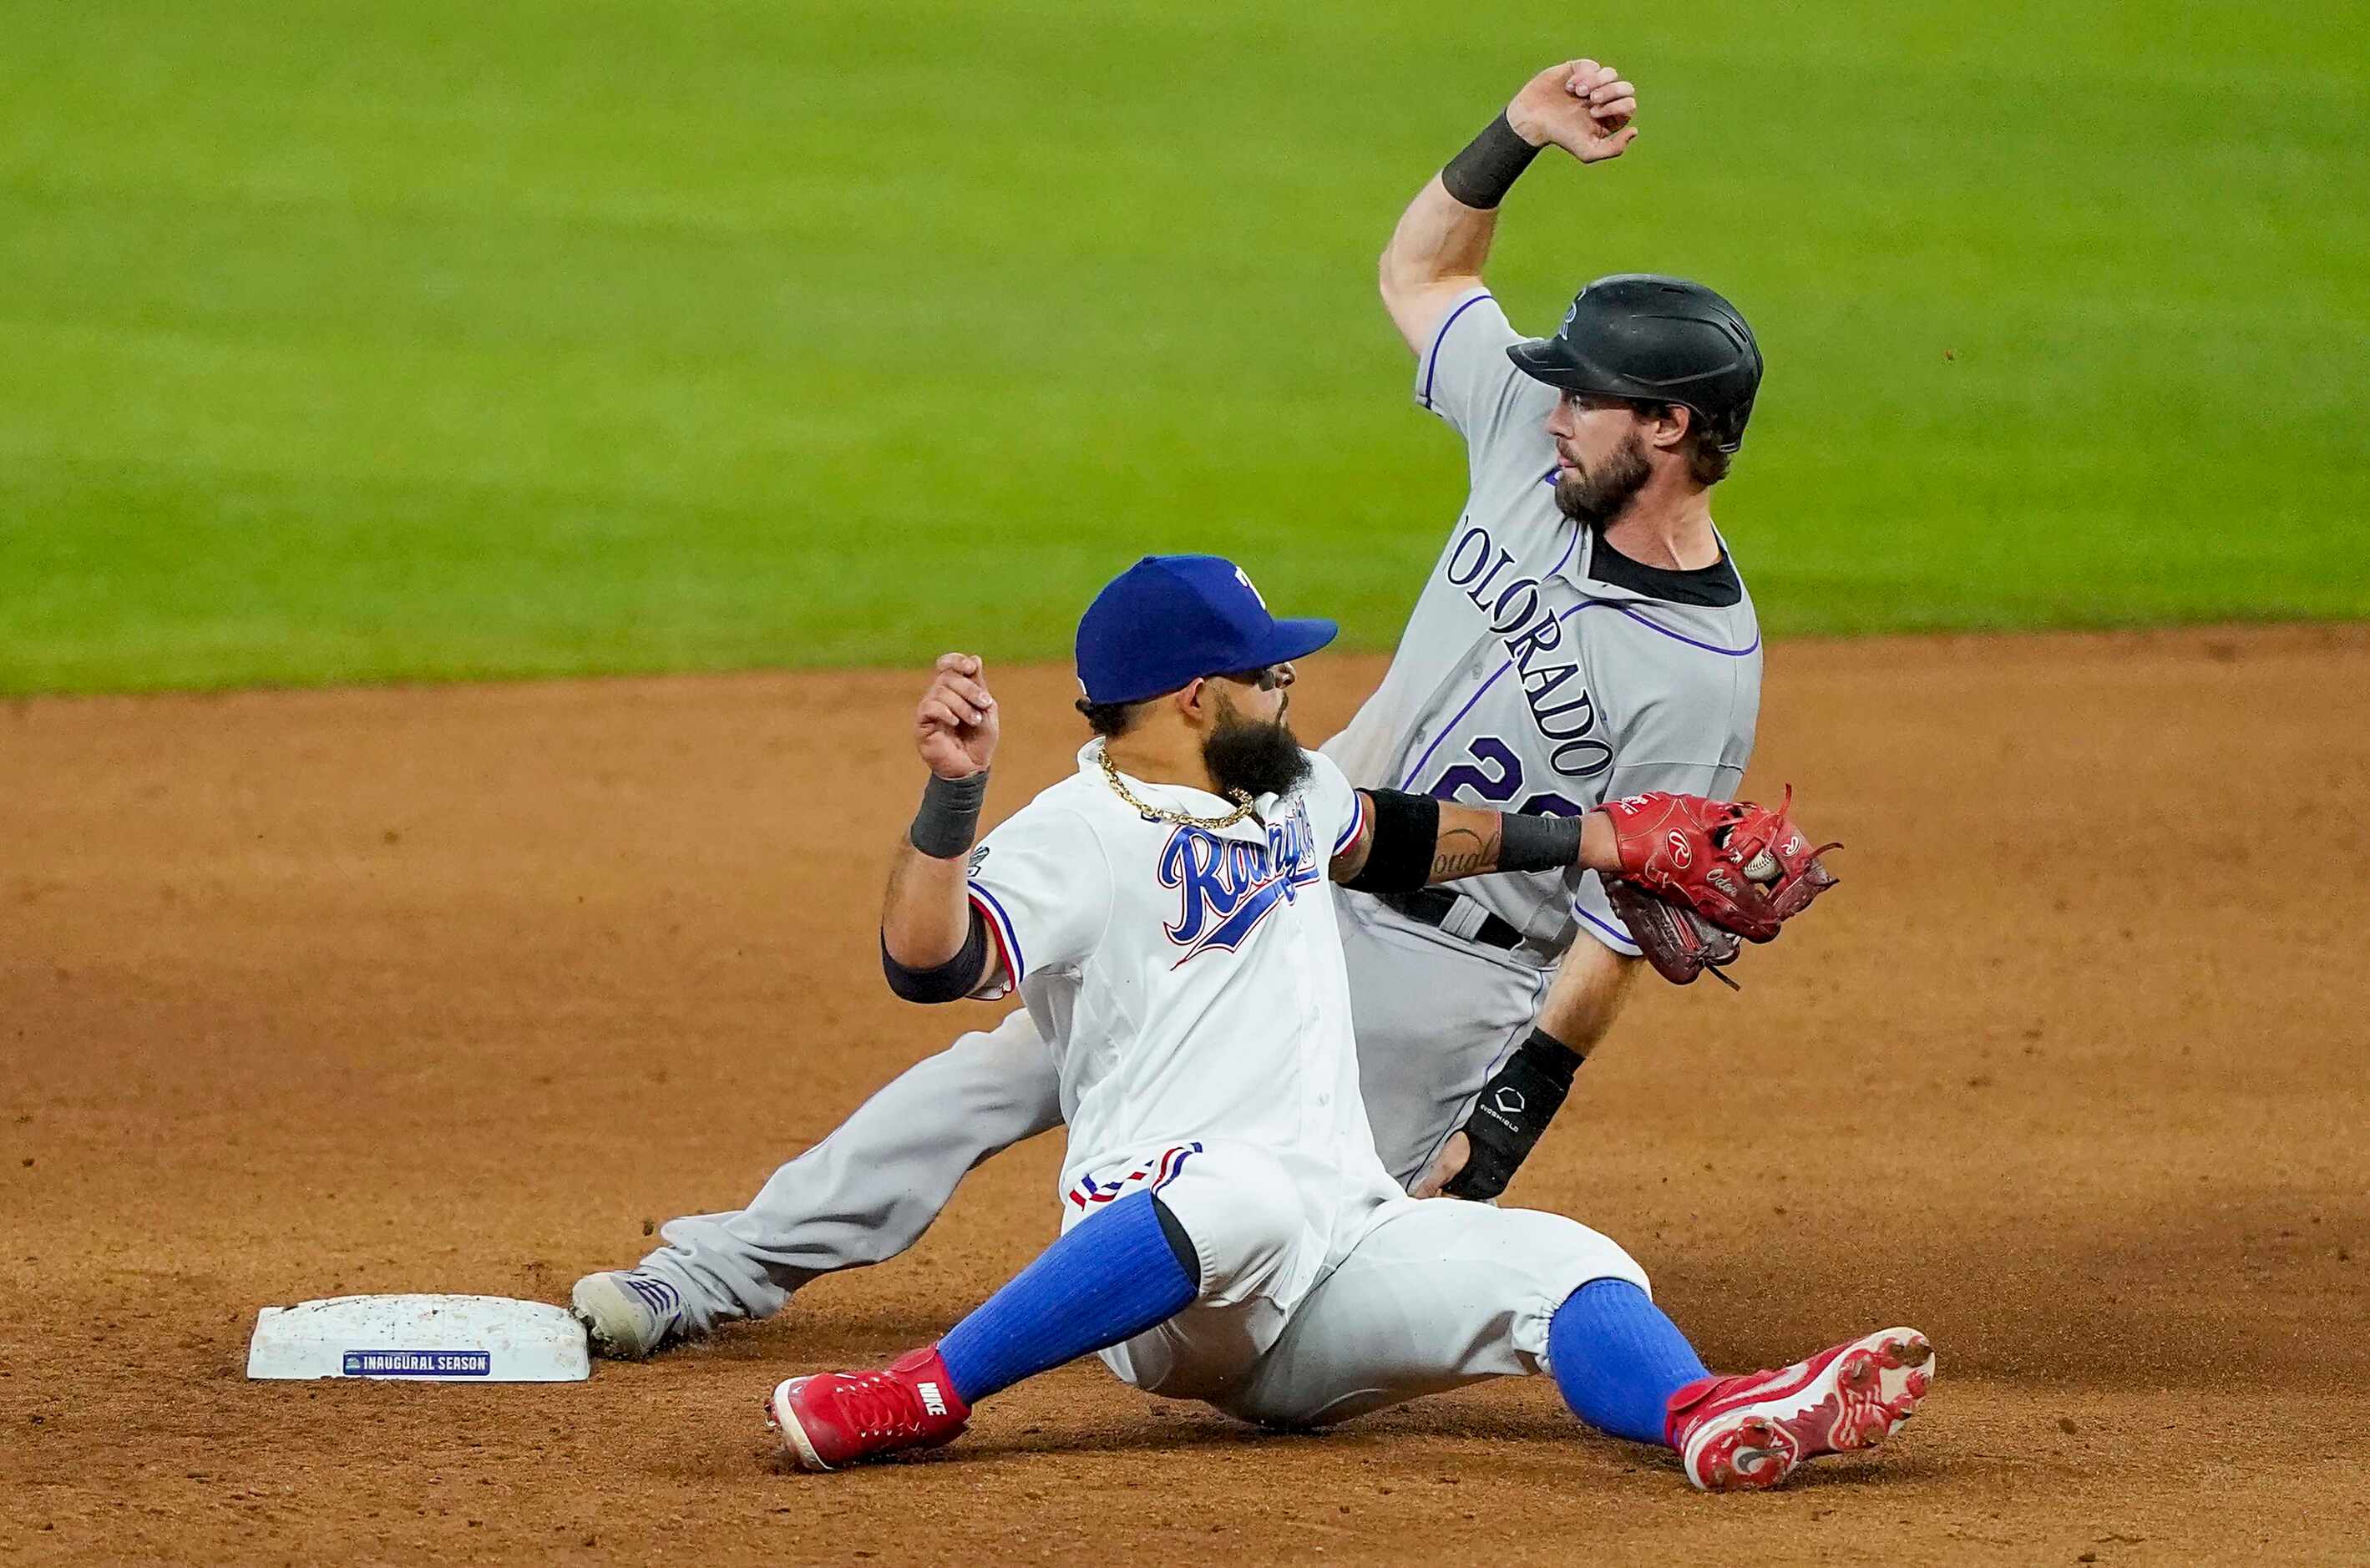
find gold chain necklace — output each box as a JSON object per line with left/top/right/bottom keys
{"left": 1096, "top": 743, "right": 1258, "bottom": 829}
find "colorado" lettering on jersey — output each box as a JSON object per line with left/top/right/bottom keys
{"left": 1157, "top": 810, "right": 1321, "bottom": 966}
{"left": 1442, "top": 523, "right": 1613, "bottom": 780}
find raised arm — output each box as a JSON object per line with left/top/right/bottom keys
{"left": 880, "top": 654, "right": 1001, "bottom": 999}
{"left": 1378, "top": 59, "right": 1640, "bottom": 355}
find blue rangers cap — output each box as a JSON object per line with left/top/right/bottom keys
{"left": 1076, "top": 554, "right": 1338, "bottom": 706}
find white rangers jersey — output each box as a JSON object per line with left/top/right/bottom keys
{"left": 963, "top": 744, "right": 1398, "bottom": 1208}
{"left": 1324, "top": 286, "right": 1765, "bottom": 959}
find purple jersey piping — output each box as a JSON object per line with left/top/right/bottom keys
{"left": 1419, "top": 291, "right": 1496, "bottom": 412}
{"left": 1587, "top": 599, "right": 1761, "bottom": 657}
{"left": 1546, "top": 515, "right": 1580, "bottom": 578}
{"left": 1572, "top": 902, "right": 1643, "bottom": 953}
{"left": 1398, "top": 658, "right": 1522, "bottom": 789}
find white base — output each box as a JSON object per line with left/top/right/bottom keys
{"left": 246, "top": 1293, "right": 590, "bottom": 1382}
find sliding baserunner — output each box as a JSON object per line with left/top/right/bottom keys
{"left": 759, "top": 556, "right": 1929, "bottom": 1493}
{"left": 578, "top": 50, "right": 1788, "bottom": 1352}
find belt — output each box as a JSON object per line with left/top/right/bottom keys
{"left": 1375, "top": 888, "right": 1528, "bottom": 952}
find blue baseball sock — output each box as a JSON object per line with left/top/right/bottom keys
{"left": 934, "top": 1189, "right": 1198, "bottom": 1405}
{"left": 1546, "top": 1278, "right": 1713, "bottom": 1446}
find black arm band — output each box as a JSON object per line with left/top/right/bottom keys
{"left": 908, "top": 769, "right": 989, "bottom": 859}
{"left": 1496, "top": 812, "right": 1585, "bottom": 874}
{"left": 881, "top": 912, "right": 992, "bottom": 1004}
{"left": 1441, "top": 1027, "right": 1585, "bottom": 1201}
{"left": 1343, "top": 789, "right": 1440, "bottom": 894}
{"left": 1440, "top": 113, "right": 1544, "bottom": 210}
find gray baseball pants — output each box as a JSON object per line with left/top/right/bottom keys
{"left": 636, "top": 893, "right": 1557, "bottom": 1333}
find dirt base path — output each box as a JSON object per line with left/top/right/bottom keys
{"left": 5, "top": 626, "right": 2367, "bottom": 1565}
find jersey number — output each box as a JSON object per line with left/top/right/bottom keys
{"left": 1428, "top": 737, "right": 1584, "bottom": 818}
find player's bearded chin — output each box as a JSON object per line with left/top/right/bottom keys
{"left": 1554, "top": 430, "right": 1653, "bottom": 526}
{"left": 1203, "top": 689, "right": 1311, "bottom": 801}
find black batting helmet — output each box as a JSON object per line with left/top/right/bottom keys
{"left": 1507, "top": 274, "right": 1763, "bottom": 453}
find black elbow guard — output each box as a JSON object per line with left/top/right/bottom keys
{"left": 1344, "top": 789, "right": 1440, "bottom": 894}
{"left": 1441, "top": 1028, "right": 1584, "bottom": 1201}
{"left": 882, "top": 913, "right": 992, "bottom": 1004}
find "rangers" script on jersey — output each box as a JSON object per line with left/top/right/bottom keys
{"left": 1158, "top": 811, "right": 1322, "bottom": 966}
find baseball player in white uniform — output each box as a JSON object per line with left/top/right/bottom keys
{"left": 758, "top": 556, "right": 1931, "bottom": 1490}
{"left": 575, "top": 54, "right": 1796, "bottom": 1353}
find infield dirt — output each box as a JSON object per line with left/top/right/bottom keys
{"left": 5, "top": 626, "right": 2367, "bottom": 1565}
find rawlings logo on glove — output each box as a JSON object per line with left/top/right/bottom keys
{"left": 1596, "top": 787, "right": 1840, "bottom": 989}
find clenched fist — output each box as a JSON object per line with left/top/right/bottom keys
{"left": 1507, "top": 58, "right": 1638, "bottom": 164}
{"left": 914, "top": 653, "right": 998, "bottom": 780}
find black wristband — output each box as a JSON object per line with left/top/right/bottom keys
{"left": 1441, "top": 1026, "right": 1584, "bottom": 1201}
{"left": 1497, "top": 812, "right": 1585, "bottom": 874}
{"left": 1441, "top": 112, "right": 1544, "bottom": 210}
{"left": 909, "top": 769, "right": 989, "bottom": 859}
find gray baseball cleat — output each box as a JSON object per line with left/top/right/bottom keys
{"left": 570, "top": 1270, "right": 691, "bottom": 1360}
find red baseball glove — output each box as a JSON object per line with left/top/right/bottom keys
{"left": 1724, "top": 787, "right": 1841, "bottom": 922}
{"left": 1595, "top": 788, "right": 1841, "bottom": 988}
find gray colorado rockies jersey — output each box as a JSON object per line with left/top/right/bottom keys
{"left": 1323, "top": 286, "right": 1763, "bottom": 959}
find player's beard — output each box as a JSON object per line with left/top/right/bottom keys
{"left": 1554, "top": 430, "right": 1653, "bottom": 526}
{"left": 1203, "top": 690, "right": 1311, "bottom": 802}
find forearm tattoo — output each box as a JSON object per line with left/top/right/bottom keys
{"left": 1431, "top": 822, "right": 1498, "bottom": 882}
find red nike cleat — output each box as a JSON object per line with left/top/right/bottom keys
{"left": 1664, "top": 1327, "right": 1936, "bottom": 1492}
{"left": 764, "top": 1346, "right": 971, "bottom": 1471}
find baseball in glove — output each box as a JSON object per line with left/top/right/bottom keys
{"left": 1598, "top": 787, "right": 1840, "bottom": 989}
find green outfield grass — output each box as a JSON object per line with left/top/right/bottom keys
{"left": 3, "top": 0, "right": 2363, "bottom": 693}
